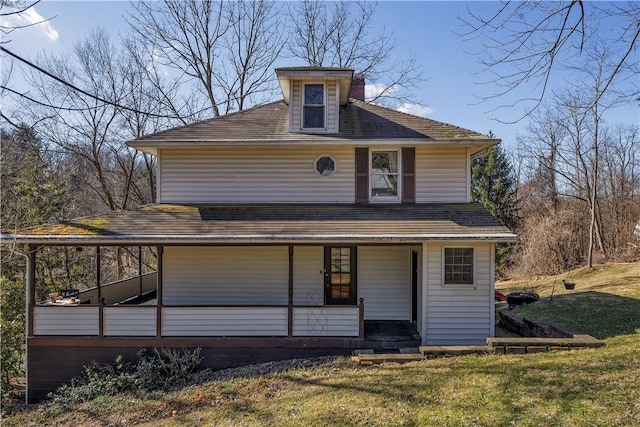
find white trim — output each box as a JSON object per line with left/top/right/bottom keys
{"left": 313, "top": 154, "right": 337, "bottom": 177}
{"left": 421, "top": 242, "right": 428, "bottom": 345}
{"left": 369, "top": 148, "right": 402, "bottom": 203}
{"left": 441, "top": 245, "right": 476, "bottom": 287}
{"left": 156, "top": 149, "right": 162, "bottom": 203}
{"left": 466, "top": 147, "right": 471, "bottom": 203}
{"left": 490, "top": 242, "right": 496, "bottom": 338}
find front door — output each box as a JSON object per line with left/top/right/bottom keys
{"left": 324, "top": 246, "right": 357, "bottom": 305}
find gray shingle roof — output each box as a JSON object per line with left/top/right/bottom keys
{"left": 129, "top": 100, "right": 498, "bottom": 148}
{"left": 3, "top": 203, "right": 516, "bottom": 245}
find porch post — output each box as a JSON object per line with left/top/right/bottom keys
{"left": 358, "top": 298, "right": 365, "bottom": 339}
{"left": 156, "top": 245, "right": 164, "bottom": 338}
{"left": 138, "top": 246, "right": 143, "bottom": 296}
{"left": 421, "top": 242, "right": 428, "bottom": 345}
{"left": 288, "top": 245, "right": 294, "bottom": 337}
{"left": 26, "top": 245, "right": 36, "bottom": 337}
{"left": 96, "top": 246, "right": 102, "bottom": 303}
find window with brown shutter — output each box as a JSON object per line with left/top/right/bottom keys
{"left": 355, "top": 147, "right": 369, "bottom": 204}
{"left": 402, "top": 147, "right": 416, "bottom": 203}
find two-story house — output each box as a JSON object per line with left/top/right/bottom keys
{"left": 4, "top": 67, "right": 516, "bottom": 402}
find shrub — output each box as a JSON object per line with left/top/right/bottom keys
{"left": 47, "top": 348, "right": 204, "bottom": 406}
{"left": 135, "top": 347, "right": 203, "bottom": 391}
{"left": 47, "top": 356, "right": 133, "bottom": 406}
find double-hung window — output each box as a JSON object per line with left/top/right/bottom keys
{"left": 303, "top": 84, "right": 325, "bottom": 129}
{"left": 443, "top": 248, "right": 474, "bottom": 285}
{"left": 370, "top": 149, "right": 400, "bottom": 201}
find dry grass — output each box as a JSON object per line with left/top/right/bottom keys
{"left": 497, "top": 262, "right": 640, "bottom": 298}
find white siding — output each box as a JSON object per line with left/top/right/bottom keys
{"left": 358, "top": 246, "right": 410, "bottom": 320}
{"left": 33, "top": 307, "right": 99, "bottom": 336}
{"left": 293, "top": 246, "right": 324, "bottom": 305}
{"left": 103, "top": 307, "right": 156, "bottom": 336}
{"left": 423, "top": 243, "right": 493, "bottom": 345}
{"left": 326, "top": 81, "right": 339, "bottom": 132}
{"left": 290, "top": 81, "right": 301, "bottom": 131}
{"left": 159, "top": 147, "right": 355, "bottom": 204}
{"left": 161, "top": 307, "right": 288, "bottom": 336}
{"left": 163, "top": 246, "right": 288, "bottom": 305}
{"left": 416, "top": 147, "right": 469, "bottom": 203}
{"left": 292, "top": 307, "right": 359, "bottom": 336}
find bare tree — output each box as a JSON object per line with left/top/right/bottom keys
{"left": 126, "top": 0, "right": 284, "bottom": 117}
{"left": 216, "top": 1, "right": 284, "bottom": 113}
{"left": 21, "top": 29, "right": 156, "bottom": 213}
{"left": 0, "top": 0, "right": 53, "bottom": 44}
{"left": 288, "top": 0, "right": 425, "bottom": 106}
{"left": 462, "top": 1, "right": 640, "bottom": 118}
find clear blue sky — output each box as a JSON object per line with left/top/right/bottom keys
{"left": 3, "top": 1, "right": 638, "bottom": 149}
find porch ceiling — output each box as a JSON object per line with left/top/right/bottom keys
{"left": 1, "top": 203, "right": 517, "bottom": 245}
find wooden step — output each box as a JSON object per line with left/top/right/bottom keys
{"left": 355, "top": 353, "right": 425, "bottom": 365}
{"left": 419, "top": 345, "right": 491, "bottom": 356}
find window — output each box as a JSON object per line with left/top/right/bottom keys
{"left": 370, "top": 150, "right": 400, "bottom": 200}
{"left": 443, "top": 248, "right": 474, "bottom": 285}
{"left": 303, "top": 84, "right": 325, "bottom": 129}
{"left": 315, "top": 155, "right": 336, "bottom": 176}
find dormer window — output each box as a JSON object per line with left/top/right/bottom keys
{"left": 303, "top": 84, "right": 325, "bottom": 129}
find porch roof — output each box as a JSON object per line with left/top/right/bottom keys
{"left": 1, "top": 203, "right": 517, "bottom": 245}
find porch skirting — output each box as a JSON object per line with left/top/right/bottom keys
{"left": 27, "top": 334, "right": 420, "bottom": 402}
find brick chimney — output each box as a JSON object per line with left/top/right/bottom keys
{"left": 350, "top": 73, "right": 365, "bottom": 101}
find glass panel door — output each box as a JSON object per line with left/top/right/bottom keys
{"left": 324, "top": 246, "right": 356, "bottom": 305}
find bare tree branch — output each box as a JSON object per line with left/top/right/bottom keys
{"left": 461, "top": 1, "right": 639, "bottom": 120}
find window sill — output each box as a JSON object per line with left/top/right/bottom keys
{"left": 441, "top": 283, "right": 477, "bottom": 289}
{"left": 369, "top": 198, "right": 401, "bottom": 204}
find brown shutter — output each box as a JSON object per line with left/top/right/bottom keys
{"left": 402, "top": 147, "right": 416, "bottom": 203}
{"left": 355, "top": 147, "right": 369, "bottom": 204}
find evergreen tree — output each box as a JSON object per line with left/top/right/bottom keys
{"left": 471, "top": 145, "right": 519, "bottom": 230}
{"left": 471, "top": 143, "right": 519, "bottom": 273}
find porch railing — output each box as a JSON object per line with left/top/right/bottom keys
{"left": 32, "top": 303, "right": 364, "bottom": 338}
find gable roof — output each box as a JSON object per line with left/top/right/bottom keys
{"left": 275, "top": 67, "right": 354, "bottom": 105}
{"left": 129, "top": 99, "right": 499, "bottom": 153}
{"left": 2, "top": 203, "right": 516, "bottom": 245}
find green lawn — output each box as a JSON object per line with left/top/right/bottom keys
{"left": 3, "top": 263, "right": 639, "bottom": 426}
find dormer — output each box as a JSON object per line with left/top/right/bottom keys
{"left": 276, "top": 67, "right": 354, "bottom": 134}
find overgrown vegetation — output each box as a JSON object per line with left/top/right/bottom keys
{"left": 48, "top": 348, "right": 204, "bottom": 407}
{"left": 0, "top": 277, "right": 25, "bottom": 400}
{"left": 471, "top": 144, "right": 519, "bottom": 275}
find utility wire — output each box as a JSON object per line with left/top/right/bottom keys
{"left": 0, "top": 46, "right": 208, "bottom": 120}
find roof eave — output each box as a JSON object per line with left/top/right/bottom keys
{"left": 128, "top": 138, "right": 501, "bottom": 152}
{"left": 2, "top": 233, "right": 518, "bottom": 246}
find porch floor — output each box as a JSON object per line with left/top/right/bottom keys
{"left": 364, "top": 320, "right": 421, "bottom": 341}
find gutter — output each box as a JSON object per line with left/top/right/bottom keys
{"left": 2, "top": 233, "right": 518, "bottom": 246}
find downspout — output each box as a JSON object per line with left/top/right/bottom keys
{"left": 25, "top": 245, "right": 37, "bottom": 404}
{"left": 11, "top": 244, "right": 38, "bottom": 404}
